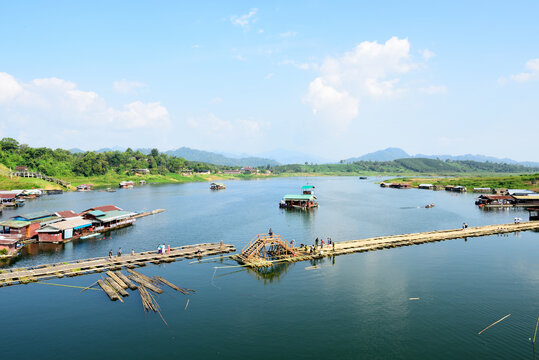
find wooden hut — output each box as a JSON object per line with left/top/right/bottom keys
{"left": 37, "top": 218, "right": 93, "bottom": 243}
{"left": 475, "top": 195, "right": 515, "bottom": 207}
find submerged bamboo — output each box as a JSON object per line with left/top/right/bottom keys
{"left": 478, "top": 314, "right": 511, "bottom": 335}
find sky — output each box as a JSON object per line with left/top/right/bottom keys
{"left": 0, "top": 1, "right": 538, "bottom": 161}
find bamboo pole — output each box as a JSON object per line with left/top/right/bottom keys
{"left": 80, "top": 280, "right": 98, "bottom": 292}
{"left": 533, "top": 316, "right": 539, "bottom": 344}
{"left": 478, "top": 314, "right": 511, "bottom": 335}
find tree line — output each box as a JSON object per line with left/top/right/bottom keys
{"left": 0, "top": 138, "right": 231, "bottom": 177}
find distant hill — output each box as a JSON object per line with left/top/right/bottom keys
{"left": 165, "top": 147, "right": 279, "bottom": 167}
{"left": 256, "top": 149, "right": 330, "bottom": 164}
{"left": 345, "top": 147, "right": 409, "bottom": 162}
{"left": 345, "top": 147, "right": 539, "bottom": 167}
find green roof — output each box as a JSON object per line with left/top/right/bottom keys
{"left": 96, "top": 210, "right": 135, "bottom": 222}
{"left": 301, "top": 185, "right": 315, "bottom": 189}
{"left": 89, "top": 210, "right": 106, "bottom": 217}
{"left": 283, "top": 194, "right": 316, "bottom": 201}
{"left": 0, "top": 220, "right": 31, "bottom": 228}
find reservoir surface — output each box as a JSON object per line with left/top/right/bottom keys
{"left": 1, "top": 177, "right": 537, "bottom": 359}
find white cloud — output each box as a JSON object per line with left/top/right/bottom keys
{"left": 211, "top": 97, "right": 224, "bottom": 104}
{"left": 509, "top": 58, "right": 539, "bottom": 82}
{"left": 421, "top": 49, "right": 435, "bottom": 60}
{"left": 188, "top": 113, "right": 269, "bottom": 138}
{"left": 304, "top": 37, "right": 418, "bottom": 127}
{"left": 280, "top": 31, "right": 297, "bottom": 38}
{"left": 0, "top": 72, "right": 169, "bottom": 132}
{"left": 234, "top": 54, "right": 247, "bottom": 62}
{"left": 113, "top": 79, "right": 146, "bottom": 94}
{"left": 264, "top": 73, "right": 274, "bottom": 80}
{"left": 230, "top": 8, "right": 257, "bottom": 29}
{"left": 419, "top": 85, "right": 447, "bottom": 94}
{"left": 279, "top": 59, "right": 314, "bottom": 70}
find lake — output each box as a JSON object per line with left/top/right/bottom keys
{"left": 1, "top": 177, "right": 537, "bottom": 359}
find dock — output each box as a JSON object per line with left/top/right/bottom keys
{"left": 0, "top": 242, "right": 235, "bottom": 286}
{"left": 233, "top": 221, "right": 539, "bottom": 267}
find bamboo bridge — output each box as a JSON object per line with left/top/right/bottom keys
{"left": 0, "top": 242, "right": 235, "bottom": 286}
{"left": 233, "top": 221, "right": 539, "bottom": 268}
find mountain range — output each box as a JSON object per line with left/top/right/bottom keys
{"left": 344, "top": 147, "right": 539, "bottom": 167}
{"left": 68, "top": 146, "right": 539, "bottom": 168}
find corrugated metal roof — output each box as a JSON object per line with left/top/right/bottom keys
{"left": 513, "top": 195, "right": 539, "bottom": 200}
{"left": 508, "top": 189, "right": 536, "bottom": 195}
{"left": 283, "top": 194, "right": 316, "bottom": 201}
{"left": 56, "top": 210, "right": 79, "bottom": 218}
{"left": 0, "top": 220, "right": 31, "bottom": 228}
{"left": 38, "top": 218, "right": 92, "bottom": 232}
{"left": 82, "top": 205, "right": 122, "bottom": 213}
{"left": 89, "top": 210, "right": 106, "bottom": 217}
{"left": 13, "top": 210, "right": 53, "bottom": 220}
{"left": 301, "top": 185, "right": 315, "bottom": 189}
{"left": 0, "top": 194, "right": 17, "bottom": 199}
{"left": 479, "top": 195, "right": 513, "bottom": 200}
{"left": 96, "top": 210, "right": 135, "bottom": 222}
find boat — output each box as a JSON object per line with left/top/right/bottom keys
{"left": 210, "top": 182, "right": 226, "bottom": 190}
{"left": 279, "top": 194, "right": 318, "bottom": 209}
{"left": 76, "top": 184, "right": 93, "bottom": 192}
{"left": 80, "top": 233, "right": 101, "bottom": 240}
{"left": 15, "top": 199, "right": 25, "bottom": 207}
{"left": 119, "top": 181, "right": 134, "bottom": 189}
{"left": 301, "top": 185, "right": 315, "bottom": 195}
{"left": 425, "top": 204, "right": 435, "bottom": 208}
{"left": 106, "top": 188, "right": 116, "bottom": 192}
{"left": 359, "top": 176, "right": 368, "bottom": 180}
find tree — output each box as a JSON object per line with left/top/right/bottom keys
{"left": 0, "top": 137, "right": 19, "bottom": 152}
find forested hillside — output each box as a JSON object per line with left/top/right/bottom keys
{"left": 271, "top": 158, "right": 539, "bottom": 175}
{"left": 0, "top": 138, "right": 227, "bottom": 177}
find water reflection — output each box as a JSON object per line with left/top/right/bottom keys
{"left": 246, "top": 262, "right": 294, "bottom": 284}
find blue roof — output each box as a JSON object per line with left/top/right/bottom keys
{"left": 12, "top": 210, "right": 53, "bottom": 221}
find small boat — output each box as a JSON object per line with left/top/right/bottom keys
{"left": 119, "top": 181, "right": 134, "bottom": 189}
{"left": 15, "top": 199, "right": 25, "bottom": 207}
{"left": 425, "top": 204, "right": 435, "bottom": 208}
{"left": 359, "top": 176, "right": 368, "bottom": 180}
{"left": 80, "top": 233, "right": 100, "bottom": 240}
{"left": 210, "top": 182, "right": 226, "bottom": 190}
{"left": 106, "top": 188, "right": 116, "bottom": 192}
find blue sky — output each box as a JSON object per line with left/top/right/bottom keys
{"left": 0, "top": 1, "right": 538, "bottom": 161}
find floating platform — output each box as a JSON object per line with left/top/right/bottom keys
{"left": 0, "top": 242, "right": 235, "bottom": 286}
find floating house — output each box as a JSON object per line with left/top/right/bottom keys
{"left": 512, "top": 194, "right": 539, "bottom": 206}
{"left": 279, "top": 194, "right": 318, "bottom": 209}
{"left": 527, "top": 207, "right": 539, "bottom": 221}
{"left": 0, "top": 193, "right": 18, "bottom": 207}
{"left": 0, "top": 235, "right": 21, "bottom": 257}
{"left": 389, "top": 183, "right": 411, "bottom": 189}
{"left": 302, "top": 185, "right": 315, "bottom": 195}
{"left": 0, "top": 221, "right": 37, "bottom": 239}
{"left": 418, "top": 184, "right": 434, "bottom": 190}
{"left": 76, "top": 184, "right": 93, "bottom": 192}
{"left": 36, "top": 218, "right": 93, "bottom": 243}
{"left": 210, "top": 183, "right": 226, "bottom": 190}
{"left": 119, "top": 181, "right": 134, "bottom": 189}
{"left": 453, "top": 186, "right": 467, "bottom": 193}
{"left": 139, "top": 180, "right": 147, "bottom": 185}
{"left": 82, "top": 210, "right": 136, "bottom": 232}
{"left": 475, "top": 195, "right": 516, "bottom": 207}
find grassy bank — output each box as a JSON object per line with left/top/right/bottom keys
{"left": 386, "top": 173, "right": 539, "bottom": 191}
{"left": 0, "top": 169, "right": 277, "bottom": 190}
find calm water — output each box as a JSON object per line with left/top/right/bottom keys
{"left": 1, "top": 177, "right": 538, "bottom": 359}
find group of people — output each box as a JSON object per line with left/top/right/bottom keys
{"left": 108, "top": 248, "right": 135, "bottom": 260}
{"left": 157, "top": 244, "right": 169, "bottom": 254}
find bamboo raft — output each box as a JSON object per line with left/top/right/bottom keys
{"left": 0, "top": 242, "right": 235, "bottom": 286}
{"left": 234, "top": 221, "right": 539, "bottom": 268}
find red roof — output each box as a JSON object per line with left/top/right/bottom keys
{"left": 0, "top": 194, "right": 17, "bottom": 199}
{"left": 81, "top": 205, "right": 122, "bottom": 214}
{"left": 480, "top": 195, "right": 514, "bottom": 200}
{"left": 56, "top": 210, "right": 79, "bottom": 218}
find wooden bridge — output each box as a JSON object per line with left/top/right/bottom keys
{"left": 9, "top": 171, "right": 70, "bottom": 188}
{"left": 234, "top": 221, "right": 539, "bottom": 268}
{"left": 235, "top": 234, "right": 296, "bottom": 267}
{"left": 0, "top": 242, "right": 235, "bottom": 286}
